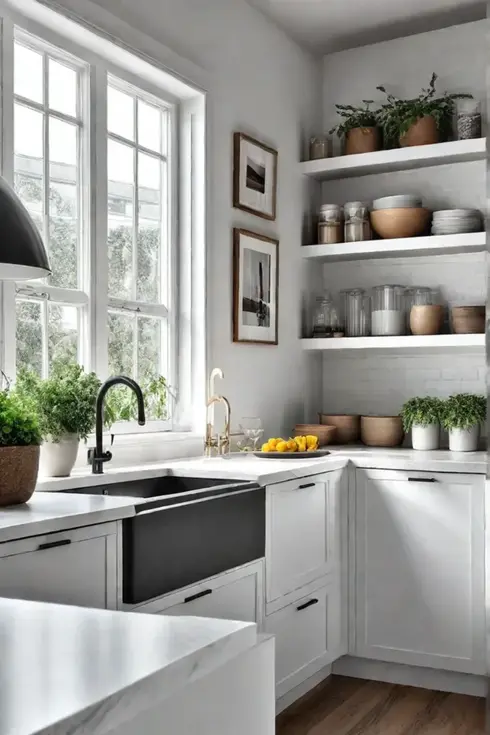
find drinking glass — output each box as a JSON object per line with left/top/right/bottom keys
{"left": 239, "top": 417, "right": 264, "bottom": 451}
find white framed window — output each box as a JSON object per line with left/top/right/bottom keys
{"left": 0, "top": 14, "right": 187, "bottom": 431}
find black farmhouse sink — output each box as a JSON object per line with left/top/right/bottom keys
{"left": 60, "top": 475, "right": 235, "bottom": 498}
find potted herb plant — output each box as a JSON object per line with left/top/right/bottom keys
{"left": 329, "top": 100, "right": 381, "bottom": 155}
{"left": 376, "top": 73, "right": 472, "bottom": 148}
{"left": 441, "top": 394, "right": 486, "bottom": 452}
{"left": 0, "top": 390, "right": 42, "bottom": 506}
{"left": 15, "top": 362, "right": 101, "bottom": 477}
{"left": 400, "top": 396, "right": 443, "bottom": 451}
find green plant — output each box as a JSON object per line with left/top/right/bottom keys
{"left": 0, "top": 390, "right": 41, "bottom": 446}
{"left": 376, "top": 73, "right": 472, "bottom": 148}
{"left": 400, "top": 396, "right": 443, "bottom": 432}
{"left": 105, "top": 375, "right": 169, "bottom": 425}
{"left": 328, "top": 100, "right": 378, "bottom": 138}
{"left": 441, "top": 394, "right": 486, "bottom": 431}
{"left": 15, "top": 361, "right": 101, "bottom": 442}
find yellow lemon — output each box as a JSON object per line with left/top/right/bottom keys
{"left": 286, "top": 439, "right": 297, "bottom": 452}
{"left": 268, "top": 438, "right": 278, "bottom": 450}
{"left": 276, "top": 441, "right": 288, "bottom": 453}
{"left": 261, "top": 442, "right": 270, "bottom": 452}
{"left": 306, "top": 435, "right": 319, "bottom": 450}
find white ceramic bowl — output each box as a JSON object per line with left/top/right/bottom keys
{"left": 372, "top": 195, "right": 422, "bottom": 211}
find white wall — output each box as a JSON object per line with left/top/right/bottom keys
{"left": 318, "top": 21, "right": 486, "bottom": 422}
{"left": 46, "top": 0, "right": 322, "bottom": 440}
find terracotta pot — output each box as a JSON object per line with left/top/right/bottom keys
{"left": 294, "top": 424, "right": 336, "bottom": 446}
{"left": 318, "top": 414, "right": 360, "bottom": 444}
{"left": 0, "top": 445, "right": 40, "bottom": 506}
{"left": 451, "top": 306, "right": 485, "bottom": 334}
{"left": 345, "top": 127, "right": 380, "bottom": 155}
{"left": 399, "top": 115, "right": 439, "bottom": 147}
{"left": 361, "top": 416, "right": 404, "bottom": 448}
{"left": 410, "top": 305, "right": 444, "bottom": 336}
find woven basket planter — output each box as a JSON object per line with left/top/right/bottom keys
{"left": 0, "top": 445, "right": 40, "bottom": 506}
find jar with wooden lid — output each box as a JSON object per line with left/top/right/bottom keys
{"left": 318, "top": 203, "right": 343, "bottom": 245}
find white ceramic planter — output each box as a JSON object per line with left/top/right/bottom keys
{"left": 40, "top": 434, "right": 80, "bottom": 477}
{"left": 448, "top": 425, "right": 480, "bottom": 453}
{"left": 411, "top": 424, "right": 440, "bottom": 451}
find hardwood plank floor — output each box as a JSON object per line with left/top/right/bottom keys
{"left": 276, "top": 676, "right": 485, "bottom": 735}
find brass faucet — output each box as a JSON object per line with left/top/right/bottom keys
{"left": 205, "top": 369, "right": 231, "bottom": 457}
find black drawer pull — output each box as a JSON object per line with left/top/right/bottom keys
{"left": 184, "top": 589, "right": 213, "bottom": 604}
{"left": 297, "top": 598, "right": 319, "bottom": 612}
{"left": 298, "top": 482, "right": 315, "bottom": 490}
{"left": 38, "top": 538, "right": 72, "bottom": 551}
{"left": 408, "top": 477, "right": 437, "bottom": 483}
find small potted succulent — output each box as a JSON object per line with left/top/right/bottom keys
{"left": 0, "top": 389, "right": 42, "bottom": 506}
{"left": 441, "top": 393, "right": 486, "bottom": 452}
{"left": 376, "top": 73, "right": 472, "bottom": 148}
{"left": 400, "top": 396, "right": 443, "bottom": 451}
{"left": 329, "top": 100, "right": 381, "bottom": 155}
{"left": 15, "top": 362, "right": 101, "bottom": 477}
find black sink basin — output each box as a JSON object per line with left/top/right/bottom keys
{"left": 59, "top": 475, "right": 237, "bottom": 498}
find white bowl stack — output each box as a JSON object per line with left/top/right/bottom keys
{"left": 372, "top": 195, "right": 422, "bottom": 210}
{"left": 431, "top": 209, "right": 482, "bottom": 235}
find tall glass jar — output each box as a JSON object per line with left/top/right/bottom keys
{"left": 318, "top": 203, "right": 343, "bottom": 244}
{"left": 341, "top": 288, "right": 370, "bottom": 337}
{"left": 309, "top": 136, "right": 332, "bottom": 160}
{"left": 457, "top": 99, "right": 481, "bottom": 140}
{"left": 371, "top": 285, "right": 406, "bottom": 336}
{"left": 344, "top": 201, "right": 371, "bottom": 242}
{"left": 311, "top": 295, "right": 333, "bottom": 338}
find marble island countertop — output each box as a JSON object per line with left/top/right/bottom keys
{"left": 0, "top": 597, "right": 257, "bottom": 735}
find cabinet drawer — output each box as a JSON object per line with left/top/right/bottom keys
{"left": 266, "top": 469, "right": 341, "bottom": 602}
{"left": 265, "top": 578, "right": 342, "bottom": 697}
{"left": 0, "top": 523, "right": 118, "bottom": 609}
{"left": 134, "top": 561, "right": 264, "bottom": 626}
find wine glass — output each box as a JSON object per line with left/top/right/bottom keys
{"left": 239, "top": 417, "right": 264, "bottom": 452}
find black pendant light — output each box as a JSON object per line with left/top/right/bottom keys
{"left": 0, "top": 176, "right": 51, "bottom": 280}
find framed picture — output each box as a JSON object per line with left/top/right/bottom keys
{"left": 233, "top": 133, "right": 278, "bottom": 221}
{"left": 233, "top": 228, "right": 279, "bottom": 345}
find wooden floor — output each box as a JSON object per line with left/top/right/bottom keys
{"left": 276, "top": 676, "right": 485, "bottom": 734}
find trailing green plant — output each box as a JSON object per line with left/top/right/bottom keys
{"left": 376, "top": 73, "right": 472, "bottom": 148}
{"left": 328, "top": 100, "right": 379, "bottom": 138}
{"left": 441, "top": 393, "right": 486, "bottom": 431}
{"left": 400, "top": 396, "right": 443, "bottom": 432}
{"left": 0, "top": 390, "right": 41, "bottom": 447}
{"left": 105, "top": 375, "right": 169, "bottom": 425}
{"left": 15, "top": 361, "right": 101, "bottom": 442}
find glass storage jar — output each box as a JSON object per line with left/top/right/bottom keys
{"left": 457, "top": 99, "right": 481, "bottom": 140}
{"left": 344, "top": 201, "right": 371, "bottom": 243}
{"left": 405, "top": 287, "right": 437, "bottom": 330}
{"left": 371, "top": 285, "right": 406, "bottom": 336}
{"left": 341, "top": 288, "right": 370, "bottom": 337}
{"left": 318, "top": 203, "right": 343, "bottom": 244}
{"left": 309, "top": 136, "right": 331, "bottom": 160}
{"left": 312, "top": 294, "right": 334, "bottom": 338}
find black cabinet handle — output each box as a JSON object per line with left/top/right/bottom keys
{"left": 184, "top": 589, "right": 213, "bottom": 604}
{"left": 298, "top": 482, "right": 315, "bottom": 490}
{"left": 297, "top": 598, "right": 319, "bottom": 612}
{"left": 408, "top": 477, "right": 437, "bottom": 483}
{"left": 38, "top": 538, "right": 72, "bottom": 551}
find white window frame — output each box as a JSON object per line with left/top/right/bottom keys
{"left": 0, "top": 10, "right": 182, "bottom": 434}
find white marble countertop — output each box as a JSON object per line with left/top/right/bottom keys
{"left": 0, "top": 597, "right": 257, "bottom": 735}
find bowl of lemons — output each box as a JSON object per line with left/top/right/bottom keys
{"left": 254, "top": 435, "right": 330, "bottom": 459}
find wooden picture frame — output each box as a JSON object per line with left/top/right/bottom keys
{"left": 233, "top": 133, "right": 278, "bottom": 221}
{"left": 233, "top": 228, "right": 279, "bottom": 345}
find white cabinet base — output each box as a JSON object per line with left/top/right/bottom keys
{"left": 333, "top": 656, "right": 487, "bottom": 698}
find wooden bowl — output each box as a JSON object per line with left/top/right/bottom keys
{"left": 294, "top": 424, "right": 337, "bottom": 447}
{"left": 451, "top": 306, "right": 485, "bottom": 334}
{"left": 410, "top": 305, "right": 444, "bottom": 336}
{"left": 360, "top": 416, "right": 404, "bottom": 448}
{"left": 370, "top": 207, "right": 431, "bottom": 239}
{"left": 318, "top": 414, "right": 360, "bottom": 444}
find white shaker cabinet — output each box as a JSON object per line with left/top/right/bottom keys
{"left": 0, "top": 522, "right": 118, "bottom": 609}
{"left": 354, "top": 469, "right": 485, "bottom": 675}
{"left": 266, "top": 468, "right": 343, "bottom": 603}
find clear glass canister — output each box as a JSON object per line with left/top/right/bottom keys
{"left": 312, "top": 295, "right": 334, "bottom": 338}
{"left": 371, "top": 285, "right": 406, "bottom": 336}
{"left": 344, "top": 201, "right": 371, "bottom": 243}
{"left": 341, "top": 288, "right": 370, "bottom": 337}
{"left": 457, "top": 99, "right": 481, "bottom": 140}
{"left": 318, "top": 203, "right": 343, "bottom": 244}
{"left": 309, "top": 136, "right": 331, "bottom": 160}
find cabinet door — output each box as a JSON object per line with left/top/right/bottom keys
{"left": 265, "top": 577, "right": 343, "bottom": 698}
{"left": 355, "top": 469, "right": 485, "bottom": 674}
{"left": 0, "top": 523, "right": 118, "bottom": 609}
{"left": 266, "top": 469, "right": 343, "bottom": 602}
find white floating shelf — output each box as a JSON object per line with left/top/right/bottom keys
{"left": 302, "top": 334, "right": 485, "bottom": 354}
{"left": 301, "top": 232, "right": 486, "bottom": 262}
{"left": 299, "top": 138, "right": 486, "bottom": 181}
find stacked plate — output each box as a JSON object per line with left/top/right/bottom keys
{"left": 432, "top": 209, "right": 482, "bottom": 235}
{"left": 372, "top": 195, "right": 422, "bottom": 210}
